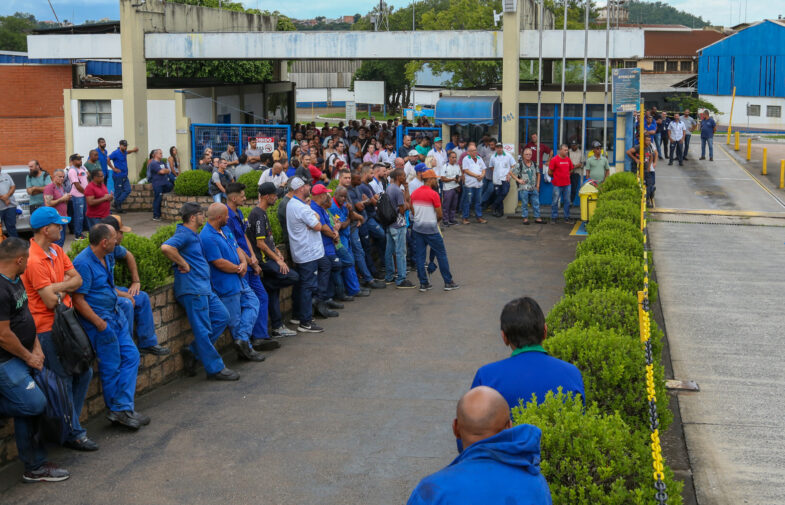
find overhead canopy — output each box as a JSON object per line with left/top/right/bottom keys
{"left": 435, "top": 96, "right": 500, "bottom": 126}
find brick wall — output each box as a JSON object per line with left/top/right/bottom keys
{"left": 124, "top": 184, "right": 155, "bottom": 212}
{"left": 0, "top": 65, "right": 72, "bottom": 173}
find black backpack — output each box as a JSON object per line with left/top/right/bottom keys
{"left": 375, "top": 191, "right": 398, "bottom": 227}
{"left": 51, "top": 298, "right": 95, "bottom": 376}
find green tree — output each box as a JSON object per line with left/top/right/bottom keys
{"left": 626, "top": 0, "right": 709, "bottom": 28}
{"left": 0, "top": 12, "right": 37, "bottom": 51}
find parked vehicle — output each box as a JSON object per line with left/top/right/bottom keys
{"left": 2, "top": 165, "right": 33, "bottom": 232}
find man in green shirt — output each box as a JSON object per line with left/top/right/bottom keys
{"left": 584, "top": 141, "right": 610, "bottom": 183}
{"left": 25, "top": 160, "right": 51, "bottom": 213}
{"left": 83, "top": 149, "right": 102, "bottom": 175}
{"left": 415, "top": 136, "right": 431, "bottom": 161}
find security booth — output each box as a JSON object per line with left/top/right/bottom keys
{"left": 434, "top": 96, "right": 501, "bottom": 143}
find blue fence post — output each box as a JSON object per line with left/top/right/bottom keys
{"left": 238, "top": 126, "right": 244, "bottom": 158}
{"left": 190, "top": 125, "right": 196, "bottom": 171}
{"left": 624, "top": 112, "right": 634, "bottom": 172}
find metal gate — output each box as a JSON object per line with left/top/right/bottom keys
{"left": 191, "top": 123, "right": 292, "bottom": 169}
{"left": 395, "top": 126, "right": 442, "bottom": 153}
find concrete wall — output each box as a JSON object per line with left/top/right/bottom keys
{"left": 702, "top": 94, "right": 785, "bottom": 130}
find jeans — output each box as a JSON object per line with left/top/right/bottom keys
{"left": 245, "top": 272, "right": 269, "bottom": 340}
{"left": 551, "top": 185, "right": 571, "bottom": 220}
{"left": 176, "top": 292, "right": 229, "bottom": 375}
{"left": 661, "top": 135, "right": 670, "bottom": 160}
{"left": 85, "top": 216, "right": 103, "bottom": 231}
{"left": 349, "top": 226, "right": 373, "bottom": 282}
{"left": 38, "top": 331, "right": 91, "bottom": 442}
{"left": 385, "top": 226, "right": 408, "bottom": 284}
{"left": 212, "top": 193, "right": 226, "bottom": 203}
{"left": 491, "top": 181, "right": 510, "bottom": 214}
{"left": 570, "top": 172, "right": 581, "bottom": 204}
{"left": 442, "top": 188, "right": 460, "bottom": 223}
{"left": 462, "top": 186, "right": 483, "bottom": 219}
{"left": 81, "top": 308, "right": 139, "bottom": 412}
{"left": 220, "top": 281, "right": 259, "bottom": 343}
{"left": 480, "top": 178, "right": 495, "bottom": 208}
{"left": 0, "top": 358, "right": 47, "bottom": 471}
{"left": 413, "top": 231, "right": 453, "bottom": 286}
{"left": 683, "top": 134, "right": 692, "bottom": 158}
{"left": 359, "top": 217, "right": 385, "bottom": 275}
{"left": 153, "top": 181, "right": 174, "bottom": 219}
{"left": 71, "top": 196, "right": 85, "bottom": 237}
{"left": 294, "top": 259, "right": 320, "bottom": 325}
{"left": 669, "top": 141, "right": 684, "bottom": 165}
{"left": 644, "top": 171, "right": 656, "bottom": 200}
{"left": 337, "top": 238, "right": 360, "bottom": 296}
{"left": 326, "top": 254, "right": 344, "bottom": 300}
{"left": 317, "top": 255, "right": 333, "bottom": 302}
{"left": 117, "top": 288, "right": 158, "bottom": 349}
{"left": 653, "top": 132, "right": 663, "bottom": 158}
{"left": 701, "top": 137, "right": 714, "bottom": 159}
{"left": 519, "top": 189, "right": 541, "bottom": 219}
{"left": 0, "top": 207, "right": 18, "bottom": 237}
{"left": 113, "top": 176, "right": 131, "bottom": 209}
{"left": 260, "top": 259, "right": 299, "bottom": 330}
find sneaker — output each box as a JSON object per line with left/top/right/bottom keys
{"left": 419, "top": 283, "right": 433, "bottom": 292}
{"left": 63, "top": 436, "right": 99, "bottom": 452}
{"left": 444, "top": 282, "right": 461, "bottom": 291}
{"left": 565, "top": 218, "right": 575, "bottom": 225}
{"left": 207, "top": 367, "right": 240, "bottom": 381}
{"left": 385, "top": 279, "right": 396, "bottom": 285}
{"left": 271, "top": 326, "right": 297, "bottom": 338}
{"left": 363, "top": 279, "right": 386, "bottom": 289}
{"left": 152, "top": 217, "right": 162, "bottom": 221}
{"left": 106, "top": 410, "right": 141, "bottom": 430}
{"left": 289, "top": 319, "right": 300, "bottom": 326}
{"left": 22, "top": 462, "right": 70, "bottom": 483}
{"left": 297, "top": 322, "right": 324, "bottom": 333}
{"left": 396, "top": 280, "right": 416, "bottom": 289}
{"left": 355, "top": 288, "right": 371, "bottom": 297}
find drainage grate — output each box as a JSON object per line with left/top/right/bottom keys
{"left": 650, "top": 213, "right": 785, "bottom": 227}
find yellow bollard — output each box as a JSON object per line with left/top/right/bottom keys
{"left": 746, "top": 138, "right": 752, "bottom": 161}
{"left": 780, "top": 160, "right": 784, "bottom": 189}
{"left": 734, "top": 131, "right": 740, "bottom": 151}
{"left": 763, "top": 148, "right": 768, "bottom": 175}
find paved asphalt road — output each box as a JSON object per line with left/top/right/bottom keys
{"left": 650, "top": 144, "right": 785, "bottom": 505}
{"left": 0, "top": 216, "right": 581, "bottom": 504}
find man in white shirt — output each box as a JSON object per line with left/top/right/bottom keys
{"left": 258, "top": 162, "right": 287, "bottom": 193}
{"left": 369, "top": 164, "right": 386, "bottom": 194}
{"left": 488, "top": 143, "right": 516, "bottom": 217}
{"left": 378, "top": 140, "right": 397, "bottom": 165}
{"left": 441, "top": 151, "right": 463, "bottom": 226}
{"left": 567, "top": 141, "right": 584, "bottom": 204}
{"left": 285, "top": 177, "right": 326, "bottom": 333}
{"left": 680, "top": 109, "right": 697, "bottom": 160}
{"left": 667, "top": 112, "right": 686, "bottom": 166}
{"left": 461, "top": 146, "right": 488, "bottom": 224}
{"left": 404, "top": 150, "right": 419, "bottom": 182}
{"left": 427, "top": 137, "right": 448, "bottom": 175}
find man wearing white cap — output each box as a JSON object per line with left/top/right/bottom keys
{"left": 427, "top": 137, "right": 448, "bottom": 174}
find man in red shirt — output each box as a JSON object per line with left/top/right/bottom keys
{"left": 84, "top": 169, "right": 113, "bottom": 230}
{"left": 547, "top": 144, "right": 575, "bottom": 225}
{"left": 522, "top": 133, "right": 553, "bottom": 171}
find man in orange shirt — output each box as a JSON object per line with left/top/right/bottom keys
{"left": 21, "top": 207, "right": 98, "bottom": 451}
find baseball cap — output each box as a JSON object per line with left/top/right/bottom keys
{"left": 290, "top": 177, "right": 306, "bottom": 190}
{"left": 69, "top": 153, "right": 82, "bottom": 161}
{"left": 258, "top": 182, "right": 277, "bottom": 196}
{"left": 30, "top": 206, "right": 70, "bottom": 229}
{"left": 433, "top": 137, "right": 442, "bottom": 143}
{"left": 119, "top": 139, "right": 128, "bottom": 146}
{"left": 414, "top": 162, "right": 427, "bottom": 173}
{"left": 421, "top": 169, "right": 437, "bottom": 179}
{"left": 311, "top": 184, "right": 332, "bottom": 195}
{"left": 570, "top": 140, "right": 578, "bottom": 146}
{"left": 408, "top": 149, "right": 419, "bottom": 157}
{"left": 592, "top": 141, "right": 603, "bottom": 148}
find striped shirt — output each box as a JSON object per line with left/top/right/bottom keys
{"left": 411, "top": 185, "right": 441, "bottom": 235}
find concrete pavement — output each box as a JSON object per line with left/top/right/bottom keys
{"left": 0, "top": 217, "right": 581, "bottom": 504}
{"left": 650, "top": 144, "right": 785, "bottom": 505}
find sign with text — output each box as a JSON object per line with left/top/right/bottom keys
{"left": 612, "top": 68, "right": 641, "bottom": 113}
{"left": 345, "top": 101, "right": 357, "bottom": 121}
{"left": 256, "top": 137, "right": 275, "bottom": 153}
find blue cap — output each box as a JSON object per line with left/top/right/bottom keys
{"left": 414, "top": 162, "right": 427, "bottom": 173}
{"left": 30, "top": 207, "right": 70, "bottom": 229}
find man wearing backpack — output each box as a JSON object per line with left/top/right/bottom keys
{"left": 383, "top": 168, "right": 415, "bottom": 288}
{"left": 21, "top": 207, "right": 98, "bottom": 452}
{"left": 0, "top": 237, "right": 72, "bottom": 483}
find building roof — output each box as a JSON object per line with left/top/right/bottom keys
{"left": 640, "top": 73, "right": 696, "bottom": 93}
{"left": 644, "top": 30, "right": 726, "bottom": 58}
{"left": 33, "top": 21, "right": 120, "bottom": 34}
{"left": 698, "top": 19, "right": 785, "bottom": 53}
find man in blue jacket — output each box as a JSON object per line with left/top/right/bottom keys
{"left": 407, "top": 386, "right": 552, "bottom": 505}
{"left": 471, "top": 297, "right": 584, "bottom": 410}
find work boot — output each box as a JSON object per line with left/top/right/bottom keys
{"left": 252, "top": 338, "right": 281, "bottom": 351}
{"left": 326, "top": 299, "right": 344, "bottom": 309}
{"left": 362, "top": 279, "right": 386, "bottom": 289}
{"left": 140, "top": 345, "right": 170, "bottom": 356}
{"left": 107, "top": 411, "right": 141, "bottom": 430}
{"left": 234, "top": 340, "right": 266, "bottom": 362}
{"left": 131, "top": 411, "right": 151, "bottom": 426}
{"left": 315, "top": 302, "right": 339, "bottom": 318}
{"left": 208, "top": 368, "right": 240, "bottom": 381}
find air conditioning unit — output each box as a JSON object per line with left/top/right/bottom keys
{"left": 502, "top": 0, "right": 517, "bottom": 13}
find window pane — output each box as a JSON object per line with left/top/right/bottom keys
{"left": 666, "top": 61, "right": 678, "bottom": 72}
{"left": 766, "top": 106, "right": 781, "bottom": 118}
{"left": 97, "top": 100, "right": 111, "bottom": 113}
{"left": 98, "top": 113, "right": 112, "bottom": 126}
{"left": 80, "top": 113, "right": 97, "bottom": 126}
{"left": 680, "top": 61, "right": 692, "bottom": 71}
{"left": 80, "top": 101, "right": 96, "bottom": 113}
{"left": 748, "top": 105, "right": 760, "bottom": 116}
{"left": 653, "top": 61, "right": 665, "bottom": 72}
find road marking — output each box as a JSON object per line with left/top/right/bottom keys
{"left": 718, "top": 144, "right": 785, "bottom": 209}
{"left": 650, "top": 208, "right": 785, "bottom": 218}
{"left": 569, "top": 221, "right": 586, "bottom": 236}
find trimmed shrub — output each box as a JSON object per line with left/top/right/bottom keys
{"left": 588, "top": 218, "right": 643, "bottom": 241}
{"left": 237, "top": 171, "right": 262, "bottom": 200}
{"left": 239, "top": 200, "right": 283, "bottom": 245}
{"left": 512, "top": 392, "right": 683, "bottom": 505}
{"left": 598, "top": 187, "right": 642, "bottom": 205}
{"left": 586, "top": 201, "right": 640, "bottom": 233}
{"left": 544, "top": 326, "right": 672, "bottom": 432}
{"left": 564, "top": 253, "right": 657, "bottom": 301}
{"left": 174, "top": 169, "right": 211, "bottom": 196}
{"left": 150, "top": 222, "right": 178, "bottom": 249}
{"left": 600, "top": 171, "right": 640, "bottom": 193}
{"left": 327, "top": 179, "right": 340, "bottom": 190}
{"left": 576, "top": 228, "right": 643, "bottom": 259}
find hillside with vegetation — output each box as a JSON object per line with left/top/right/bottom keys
{"left": 626, "top": 0, "right": 710, "bottom": 27}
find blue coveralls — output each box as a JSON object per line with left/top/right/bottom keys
{"left": 329, "top": 199, "right": 361, "bottom": 296}
{"left": 164, "top": 224, "right": 229, "bottom": 375}
{"left": 199, "top": 223, "right": 259, "bottom": 343}
{"left": 73, "top": 247, "right": 139, "bottom": 413}
{"left": 226, "top": 205, "right": 270, "bottom": 340}
{"left": 112, "top": 245, "right": 158, "bottom": 349}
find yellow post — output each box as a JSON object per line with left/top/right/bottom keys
{"left": 746, "top": 138, "right": 752, "bottom": 161}
{"left": 763, "top": 148, "right": 768, "bottom": 175}
{"left": 734, "top": 131, "right": 740, "bottom": 151}
{"left": 726, "top": 86, "right": 736, "bottom": 145}
{"left": 639, "top": 103, "right": 645, "bottom": 180}
{"left": 780, "top": 160, "right": 784, "bottom": 189}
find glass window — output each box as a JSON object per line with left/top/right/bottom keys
{"left": 587, "top": 104, "right": 612, "bottom": 117}
{"left": 766, "top": 106, "right": 781, "bottom": 118}
{"left": 79, "top": 100, "right": 112, "bottom": 127}
{"left": 625, "top": 61, "right": 637, "bottom": 68}
{"left": 747, "top": 105, "right": 761, "bottom": 117}
{"left": 666, "top": 61, "right": 678, "bottom": 72}
{"left": 680, "top": 60, "right": 693, "bottom": 72}
{"left": 451, "top": 125, "right": 489, "bottom": 144}
{"left": 522, "top": 118, "right": 555, "bottom": 147}
{"left": 653, "top": 61, "right": 665, "bottom": 72}
{"left": 519, "top": 103, "right": 556, "bottom": 117}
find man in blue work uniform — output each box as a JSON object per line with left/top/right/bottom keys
{"left": 72, "top": 223, "right": 148, "bottom": 430}
{"left": 107, "top": 139, "right": 138, "bottom": 214}
{"left": 160, "top": 202, "right": 237, "bottom": 381}
{"left": 100, "top": 215, "right": 169, "bottom": 356}
{"left": 96, "top": 137, "right": 114, "bottom": 194}
{"left": 200, "top": 203, "right": 266, "bottom": 363}
{"left": 471, "top": 297, "right": 584, "bottom": 410}
{"left": 224, "top": 183, "right": 282, "bottom": 351}
{"left": 309, "top": 185, "right": 346, "bottom": 313}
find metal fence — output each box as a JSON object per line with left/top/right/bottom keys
{"left": 190, "top": 123, "right": 292, "bottom": 169}
{"left": 395, "top": 126, "right": 442, "bottom": 153}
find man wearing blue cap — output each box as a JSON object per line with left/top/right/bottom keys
{"left": 409, "top": 162, "right": 427, "bottom": 194}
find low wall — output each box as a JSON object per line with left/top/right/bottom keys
{"left": 161, "top": 193, "right": 256, "bottom": 221}
{"left": 0, "top": 282, "right": 294, "bottom": 466}
{"left": 122, "top": 183, "right": 155, "bottom": 212}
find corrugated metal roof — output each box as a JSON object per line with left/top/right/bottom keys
{"left": 0, "top": 53, "right": 121, "bottom": 75}
{"left": 640, "top": 73, "right": 695, "bottom": 93}
{"left": 644, "top": 30, "right": 726, "bottom": 58}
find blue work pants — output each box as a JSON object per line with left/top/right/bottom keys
{"left": 349, "top": 226, "right": 373, "bottom": 283}
{"left": 176, "top": 292, "right": 228, "bottom": 375}
{"left": 0, "top": 358, "right": 47, "bottom": 471}
{"left": 385, "top": 226, "right": 407, "bottom": 284}
{"left": 220, "top": 281, "right": 259, "bottom": 343}
{"left": 117, "top": 288, "right": 158, "bottom": 349}
{"left": 326, "top": 254, "right": 344, "bottom": 300}
{"left": 113, "top": 176, "right": 131, "bottom": 209}
{"left": 245, "top": 271, "right": 270, "bottom": 340}
{"left": 413, "top": 231, "right": 453, "bottom": 286}
{"left": 337, "top": 238, "right": 360, "bottom": 296}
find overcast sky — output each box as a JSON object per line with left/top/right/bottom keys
{"left": 5, "top": 0, "right": 778, "bottom": 28}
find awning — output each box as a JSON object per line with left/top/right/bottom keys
{"left": 434, "top": 96, "right": 499, "bottom": 126}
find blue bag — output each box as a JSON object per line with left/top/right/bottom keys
{"left": 33, "top": 367, "right": 75, "bottom": 445}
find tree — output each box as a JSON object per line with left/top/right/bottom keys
{"left": 626, "top": 1, "right": 709, "bottom": 28}
{"left": 0, "top": 12, "right": 37, "bottom": 51}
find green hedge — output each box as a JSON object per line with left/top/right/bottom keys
{"left": 600, "top": 171, "right": 640, "bottom": 193}
{"left": 327, "top": 179, "right": 340, "bottom": 190}
{"left": 586, "top": 201, "right": 641, "bottom": 233}
{"left": 240, "top": 200, "right": 283, "bottom": 245}
{"left": 174, "top": 170, "right": 211, "bottom": 196}
{"left": 587, "top": 218, "right": 643, "bottom": 242}
{"left": 598, "top": 188, "right": 642, "bottom": 205}
{"left": 150, "top": 222, "right": 178, "bottom": 249}
{"left": 237, "top": 171, "right": 262, "bottom": 200}
{"left": 576, "top": 228, "right": 644, "bottom": 259}
{"left": 545, "top": 326, "right": 672, "bottom": 432}
{"left": 564, "top": 253, "right": 657, "bottom": 302}
{"left": 513, "top": 392, "right": 682, "bottom": 505}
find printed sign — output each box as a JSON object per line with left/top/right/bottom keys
{"left": 503, "top": 144, "right": 515, "bottom": 156}
{"left": 345, "top": 101, "right": 357, "bottom": 121}
{"left": 256, "top": 137, "right": 275, "bottom": 154}
{"left": 612, "top": 68, "right": 641, "bottom": 113}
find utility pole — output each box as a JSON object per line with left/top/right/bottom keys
{"left": 603, "top": 0, "right": 610, "bottom": 152}
{"left": 559, "top": 0, "right": 567, "bottom": 145}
